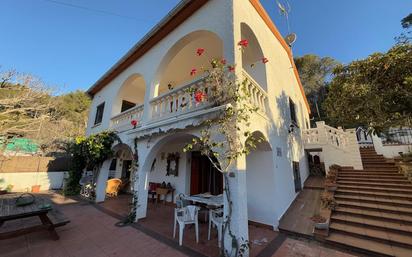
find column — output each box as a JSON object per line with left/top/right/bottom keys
{"left": 223, "top": 155, "right": 249, "bottom": 256}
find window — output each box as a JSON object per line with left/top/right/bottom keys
{"left": 289, "top": 98, "right": 298, "bottom": 127}
{"left": 121, "top": 100, "right": 136, "bottom": 112}
{"left": 292, "top": 161, "right": 302, "bottom": 192}
{"left": 94, "top": 102, "right": 105, "bottom": 125}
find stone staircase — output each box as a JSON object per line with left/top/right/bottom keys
{"left": 326, "top": 147, "right": 412, "bottom": 257}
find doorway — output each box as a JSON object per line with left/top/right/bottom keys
{"left": 190, "top": 151, "right": 223, "bottom": 195}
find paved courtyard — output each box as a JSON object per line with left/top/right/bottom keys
{"left": 0, "top": 192, "right": 359, "bottom": 257}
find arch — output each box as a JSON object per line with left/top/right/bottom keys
{"left": 113, "top": 73, "right": 146, "bottom": 115}
{"left": 141, "top": 133, "right": 199, "bottom": 173}
{"left": 245, "top": 130, "right": 277, "bottom": 227}
{"left": 152, "top": 30, "right": 224, "bottom": 97}
{"left": 112, "top": 143, "right": 134, "bottom": 160}
{"left": 240, "top": 23, "right": 268, "bottom": 92}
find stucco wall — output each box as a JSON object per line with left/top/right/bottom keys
{"left": 246, "top": 149, "right": 277, "bottom": 228}
{"left": 0, "top": 171, "right": 67, "bottom": 192}
{"left": 146, "top": 142, "right": 190, "bottom": 202}
{"left": 372, "top": 135, "right": 412, "bottom": 158}
{"left": 86, "top": 0, "right": 234, "bottom": 135}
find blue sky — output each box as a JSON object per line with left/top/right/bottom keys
{"left": 0, "top": 0, "right": 411, "bottom": 93}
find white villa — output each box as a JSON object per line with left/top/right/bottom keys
{"left": 84, "top": 0, "right": 363, "bottom": 255}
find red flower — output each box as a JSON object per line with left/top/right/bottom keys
{"left": 228, "top": 65, "right": 235, "bottom": 72}
{"left": 131, "top": 119, "right": 138, "bottom": 127}
{"left": 220, "top": 58, "right": 227, "bottom": 65}
{"left": 238, "top": 39, "right": 249, "bottom": 48}
{"left": 194, "top": 91, "right": 206, "bottom": 103}
{"left": 190, "top": 68, "right": 197, "bottom": 76}
{"left": 262, "top": 57, "right": 269, "bottom": 64}
{"left": 196, "top": 48, "right": 205, "bottom": 56}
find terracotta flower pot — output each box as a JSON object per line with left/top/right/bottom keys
{"left": 31, "top": 185, "right": 41, "bottom": 193}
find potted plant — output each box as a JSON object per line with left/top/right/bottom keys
{"left": 321, "top": 192, "right": 338, "bottom": 210}
{"left": 311, "top": 215, "right": 329, "bottom": 229}
{"left": 324, "top": 181, "right": 338, "bottom": 192}
{"left": 6, "top": 184, "right": 13, "bottom": 192}
{"left": 31, "top": 184, "right": 41, "bottom": 193}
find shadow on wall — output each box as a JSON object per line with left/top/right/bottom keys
{"left": 0, "top": 156, "right": 70, "bottom": 193}
{"left": 260, "top": 90, "right": 309, "bottom": 223}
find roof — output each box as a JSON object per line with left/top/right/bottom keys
{"left": 87, "top": 0, "right": 208, "bottom": 96}
{"left": 87, "top": 0, "right": 310, "bottom": 114}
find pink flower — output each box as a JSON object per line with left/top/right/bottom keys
{"left": 190, "top": 68, "right": 197, "bottom": 76}
{"left": 238, "top": 39, "right": 249, "bottom": 48}
{"left": 131, "top": 119, "right": 138, "bottom": 127}
{"left": 194, "top": 91, "right": 206, "bottom": 103}
{"left": 220, "top": 58, "right": 227, "bottom": 65}
{"left": 196, "top": 48, "right": 205, "bottom": 56}
{"left": 262, "top": 57, "right": 269, "bottom": 64}
{"left": 228, "top": 65, "right": 235, "bottom": 72}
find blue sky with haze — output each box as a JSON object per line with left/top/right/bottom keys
{"left": 0, "top": 0, "right": 411, "bottom": 93}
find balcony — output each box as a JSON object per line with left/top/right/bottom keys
{"left": 150, "top": 77, "right": 211, "bottom": 121}
{"left": 109, "top": 70, "right": 269, "bottom": 132}
{"left": 110, "top": 104, "right": 144, "bottom": 132}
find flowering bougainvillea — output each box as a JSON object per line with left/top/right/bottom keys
{"left": 238, "top": 39, "right": 249, "bottom": 48}
{"left": 183, "top": 41, "right": 271, "bottom": 256}
{"left": 194, "top": 91, "right": 206, "bottom": 103}
{"left": 131, "top": 119, "right": 138, "bottom": 128}
{"left": 196, "top": 48, "right": 205, "bottom": 56}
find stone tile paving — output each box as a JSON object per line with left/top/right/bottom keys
{"left": 0, "top": 192, "right": 359, "bottom": 257}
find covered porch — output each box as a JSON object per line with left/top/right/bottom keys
{"left": 99, "top": 195, "right": 279, "bottom": 257}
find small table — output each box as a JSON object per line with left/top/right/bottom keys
{"left": 0, "top": 194, "right": 61, "bottom": 240}
{"left": 184, "top": 194, "right": 223, "bottom": 208}
{"left": 155, "top": 187, "right": 175, "bottom": 205}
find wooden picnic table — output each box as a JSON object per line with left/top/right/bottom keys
{"left": 0, "top": 193, "right": 69, "bottom": 240}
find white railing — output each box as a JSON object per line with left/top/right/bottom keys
{"left": 324, "top": 125, "right": 349, "bottom": 149}
{"left": 303, "top": 123, "right": 349, "bottom": 150}
{"left": 148, "top": 71, "right": 269, "bottom": 122}
{"left": 303, "top": 121, "right": 363, "bottom": 170}
{"left": 242, "top": 71, "right": 268, "bottom": 113}
{"left": 302, "top": 128, "right": 321, "bottom": 145}
{"left": 110, "top": 104, "right": 144, "bottom": 130}
{"left": 150, "top": 77, "right": 211, "bottom": 121}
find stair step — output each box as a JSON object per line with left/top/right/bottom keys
{"left": 337, "top": 177, "right": 409, "bottom": 184}
{"left": 338, "top": 181, "right": 412, "bottom": 189}
{"left": 329, "top": 222, "right": 412, "bottom": 249}
{"left": 331, "top": 213, "right": 412, "bottom": 235}
{"left": 335, "top": 206, "right": 412, "bottom": 225}
{"left": 363, "top": 167, "right": 399, "bottom": 171}
{"left": 338, "top": 174, "right": 404, "bottom": 180}
{"left": 340, "top": 169, "right": 399, "bottom": 173}
{"left": 335, "top": 194, "right": 412, "bottom": 208}
{"left": 336, "top": 189, "right": 412, "bottom": 201}
{"left": 327, "top": 231, "right": 412, "bottom": 257}
{"left": 336, "top": 199, "right": 412, "bottom": 216}
{"left": 338, "top": 185, "right": 412, "bottom": 195}
{"left": 338, "top": 171, "right": 403, "bottom": 176}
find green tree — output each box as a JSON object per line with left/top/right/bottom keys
{"left": 294, "top": 55, "right": 338, "bottom": 120}
{"left": 324, "top": 43, "right": 412, "bottom": 133}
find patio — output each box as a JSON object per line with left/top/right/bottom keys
{"left": 0, "top": 192, "right": 358, "bottom": 257}
{"left": 99, "top": 194, "right": 279, "bottom": 257}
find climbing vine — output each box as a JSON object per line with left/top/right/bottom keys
{"left": 64, "top": 131, "right": 120, "bottom": 196}
{"left": 183, "top": 42, "right": 266, "bottom": 257}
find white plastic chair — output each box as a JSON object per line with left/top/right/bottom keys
{"left": 208, "top": 208, "right": 224, "bottom": 248}
{"left": 173, "top": 205, "right": 200, "bottom": 246}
